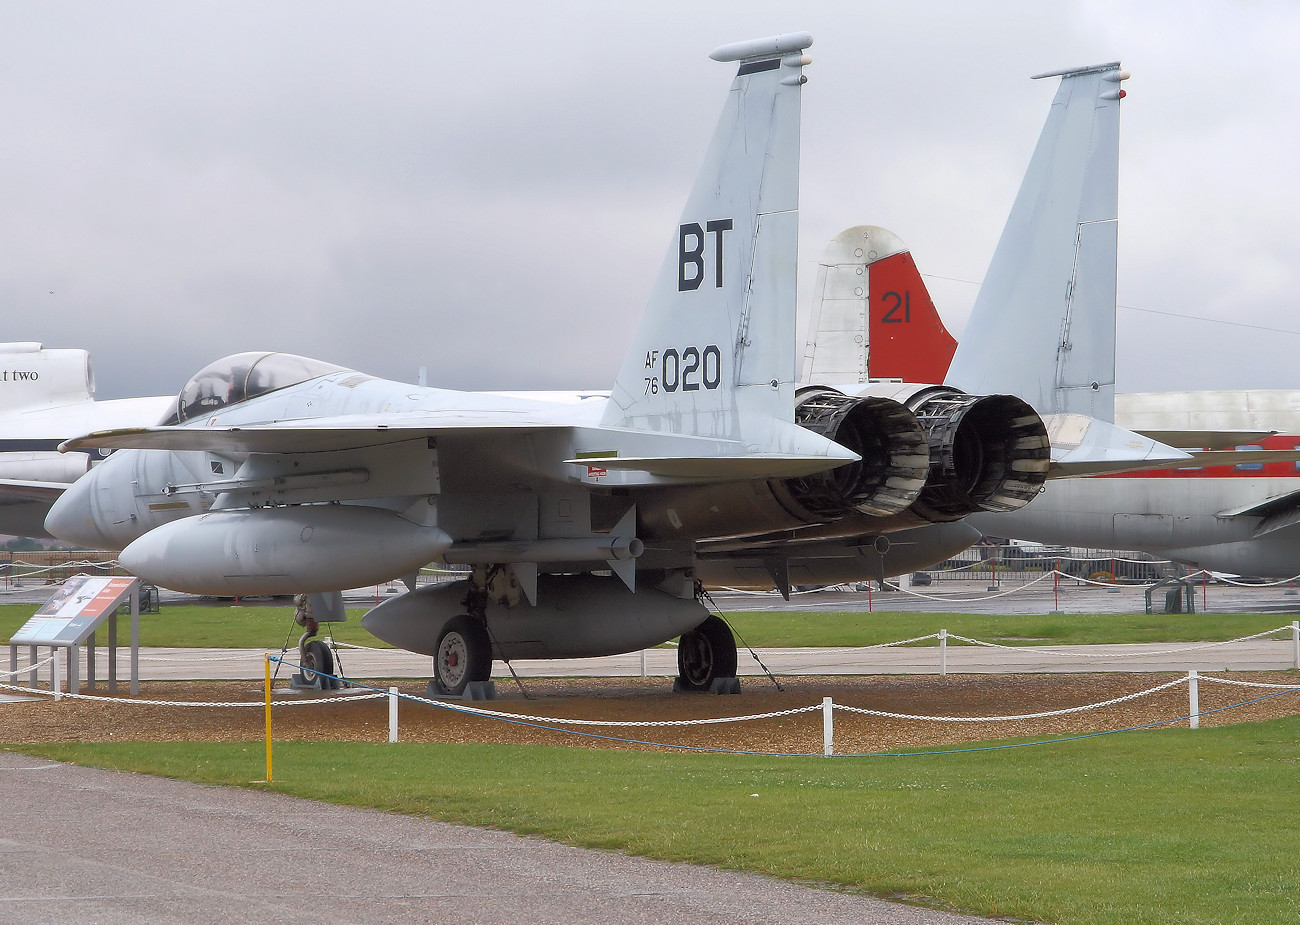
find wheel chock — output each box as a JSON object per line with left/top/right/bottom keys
{"left": 425, "top": 680, "right": 497, "bottom": 701}
{"left": 709, "top": 677, "right": 741, "bottom": 695}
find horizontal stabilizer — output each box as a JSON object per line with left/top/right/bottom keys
{"left": 60, "top": 412, "right": 570, "bottom": 455}
{"left": 564, "top": 453, "right": 857, "bottom": 480}
{"left": 0, "top": 479, "right": 70, "bottom": 504}
{"left": 1044, "top": 414, "right": 1191, "bottom": 477}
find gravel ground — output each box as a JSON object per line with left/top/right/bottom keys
{"left": 5, "top": 671, "right": 1299, "bottom": 752}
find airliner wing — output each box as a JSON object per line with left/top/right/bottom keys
{"left": 1133, "top": 429, "right": 1277, "bottom": 450}
{"left": 0, "top": 479, "right": 69, "bottom": 504}
{"left": 1220, "top": 490, "right": 1300, "bottom": 537}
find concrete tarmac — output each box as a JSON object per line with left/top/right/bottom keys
{"left": 0, "top": 751, "right": 999, "bottom": 925}
{"left": 5, "top": 635, "right": 1294, "bottom": 689}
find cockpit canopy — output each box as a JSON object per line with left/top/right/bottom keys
{"left": 165, "top": 352, "right": 349, "bottom": 424}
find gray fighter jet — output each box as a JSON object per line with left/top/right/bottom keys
{"left": 45, "top": 36, "right": 1185, "bottom": 693}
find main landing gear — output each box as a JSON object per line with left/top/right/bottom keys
{"left": 429, "top": 569, "right": 498, "bottom": 697}
{"left": 431, "top": 614, "right": 493, "bottom": 696}
{"left": 675, "top": 614, "right": 739, "bottom": 693}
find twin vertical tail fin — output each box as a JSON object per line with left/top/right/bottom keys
{"left": 601, "top": 33, "right": 813, "bottom": 440}
{"left": 802, "top": 226, "right": 957, "bottom": 386}
{"left": 944, "top": 62, "right": 1129, "bottom": 421}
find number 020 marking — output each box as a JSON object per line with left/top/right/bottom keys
{"left": 661, "top": 344, "right": 721, "bottom": 392}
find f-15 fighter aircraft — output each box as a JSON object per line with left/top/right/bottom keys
{"left": 45, "top": 35, "right": 1186, "bottom": 694}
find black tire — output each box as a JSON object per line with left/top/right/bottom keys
{"left": 300, "top": 639, "right": 334, "bottom": 685}
{"left": 432, "top": 615, "right": 492, "bottom": 696}
{"left": 676, "top": 615, "right": 738, "bottom": 691}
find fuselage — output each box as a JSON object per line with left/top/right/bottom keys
{"left": 970, "top": 392, "right": 1300, "bottom": 577}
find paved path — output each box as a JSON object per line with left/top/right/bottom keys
{"left": 6, "top": 637, "right": 1296, "bottom": 689}
{"left": 0, "top": 752, "right": 997, "bottom": 925}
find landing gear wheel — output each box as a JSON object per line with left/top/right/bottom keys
{"left": 676, "top": 615, "right": 738, "bottom": 691}
{"left": 300, "top": 639, "right": 334, "bottom": 685}
{"left": 432, "top": 615, "right": 492, "bottom": 696}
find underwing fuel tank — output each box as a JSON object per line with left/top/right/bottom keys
{"left": 118, "top": 506, "right": 453, "bottom": 596}
{"left": 363, "top": 574, "right": 708, "bottom": 660}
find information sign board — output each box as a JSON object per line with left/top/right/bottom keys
{"left": 10, "top": 576, "right": 138, "bottom": 646}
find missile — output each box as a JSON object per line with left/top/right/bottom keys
{"left": 119, "top": 505, "right": 452, "bottom": 596}
{"left": 441, "top": 534, "right": 643, "bottom": 565}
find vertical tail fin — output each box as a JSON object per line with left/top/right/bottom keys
{"left": 0, "top": 344, "right": 95, "bottom": 412}
{"left": 601, "top": 33, "right": 813, "bottom": 440}
{"left": 945, "top": 63, "right": 1129, "bottom": 421}
{"left": 802, "top": 226, "right": 956, "bottom": 385}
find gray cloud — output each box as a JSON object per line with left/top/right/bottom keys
{"left": 1, "top": 1, "right": 1296, "bottom": 401}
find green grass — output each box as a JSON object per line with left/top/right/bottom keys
{"left": 722, "top": 609, "right": 1297, "bottom": 647}
{"left": 0, "top": 601, "right": 386, "bottom": 649}
{"left": 3, "top": 601, "right": 1296, "bottom": 649}
{"left": 15, "top": 713, "right": 1300, "bottom": 925}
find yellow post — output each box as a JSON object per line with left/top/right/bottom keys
{"left": 264, "top": 654, "right": 273, "bottom": 782}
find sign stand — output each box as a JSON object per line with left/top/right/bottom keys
{"left": 7, "top": 575, "right": 142, "bottom": 696}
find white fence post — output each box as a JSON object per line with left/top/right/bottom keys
{"left": 822, "top": 697, "right": 833, "bottom": 757}
{"left": 939, "top": 629, "right": 947, "bottom": 677}
{"left": 1188, "top": 670, "right": 1199, "bottom": 730}
{"left": 51, "top": 648, "right": 62, "bottom": 701}
{"left": 640, "top": 649, "right": 647, "bottom": 678}
{"left": 388, "top": 687, "right": 399, "bottom": 743}
{"left": 1292, "top": 622, "right": 1299, "bottom": 670}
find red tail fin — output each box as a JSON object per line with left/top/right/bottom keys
{"left": 867, "top": 250, "right": 957, "bottom": 383}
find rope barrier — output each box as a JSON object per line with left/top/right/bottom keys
{"left": 0, "top": 653, "right": 57, "bottom": 677}
{"left": 0, "top": 676, "right": 386, "bottom": 708}
{"left": 1196, "top": 674, "right": 1300, "bottom": 691}
{"left": 944, "top": 624, "right": 1295, "bottom": 659}
{"left": 834, "top": 676, "right": 1191, "bottom": 722}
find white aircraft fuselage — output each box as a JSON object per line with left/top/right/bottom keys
{"left": 971, "top": 391, "right": 1300, "bottom": 577}
{"left": 0, "top": 342, "right": 171, "bottom": 538}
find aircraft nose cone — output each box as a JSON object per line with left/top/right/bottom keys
{"left": 45, "top": 468, "right": 113, "bottom": 549}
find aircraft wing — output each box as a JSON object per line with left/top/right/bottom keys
{"left": 0, "top": 479, "right": 69, "bottom": 504}
{"left": 1219, "top": 490, "right": 1300, "bottom": 537}
{"left": 59, "top": 412, "right": 571, "bottom": 455}
{"left": 1132, "top": 429, "right": 1277, "bottom": 450}
{"left": 1182, "top": 448, "right": 1300, "bottom": 469}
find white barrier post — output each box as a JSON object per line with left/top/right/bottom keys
{"left": 939, "top": 629, "right": 947, "bottom": 677}
{"left": 1188, "top": 670, "right": 1199, "bottom": 730}
{"left": 822, "top": 697, "right": 833, "bottom": 757}
{"left": 52, "top": 648, "right": 61, "bottom": 701}
{"left": 388, "top": 687, "right": 399, "bottom": 743}
{"left": 1292, "top": 622, "right": 1299, "bottom": 670}
{"left": 640, "top": 649, "right": 647, "bottom": 678}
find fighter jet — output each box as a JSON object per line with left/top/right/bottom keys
{"left": 806, "top": 62, "right": 1300, "bottom": 580}
{"left": 45, "top": 36, "right": 1187, "bottom": 694}
{"left": 0, "top": 343, "right": 171, "bottom": 538}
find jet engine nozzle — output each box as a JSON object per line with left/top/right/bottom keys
{"left": 781, "top": 390, "right": 929, "bottom": 519}
{"left": 908, "top": 391, "right": 1050, "bottom": 522}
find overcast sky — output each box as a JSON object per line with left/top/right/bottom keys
{"left": 2, "top": 1, "right": 1297, "bottom": 401}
